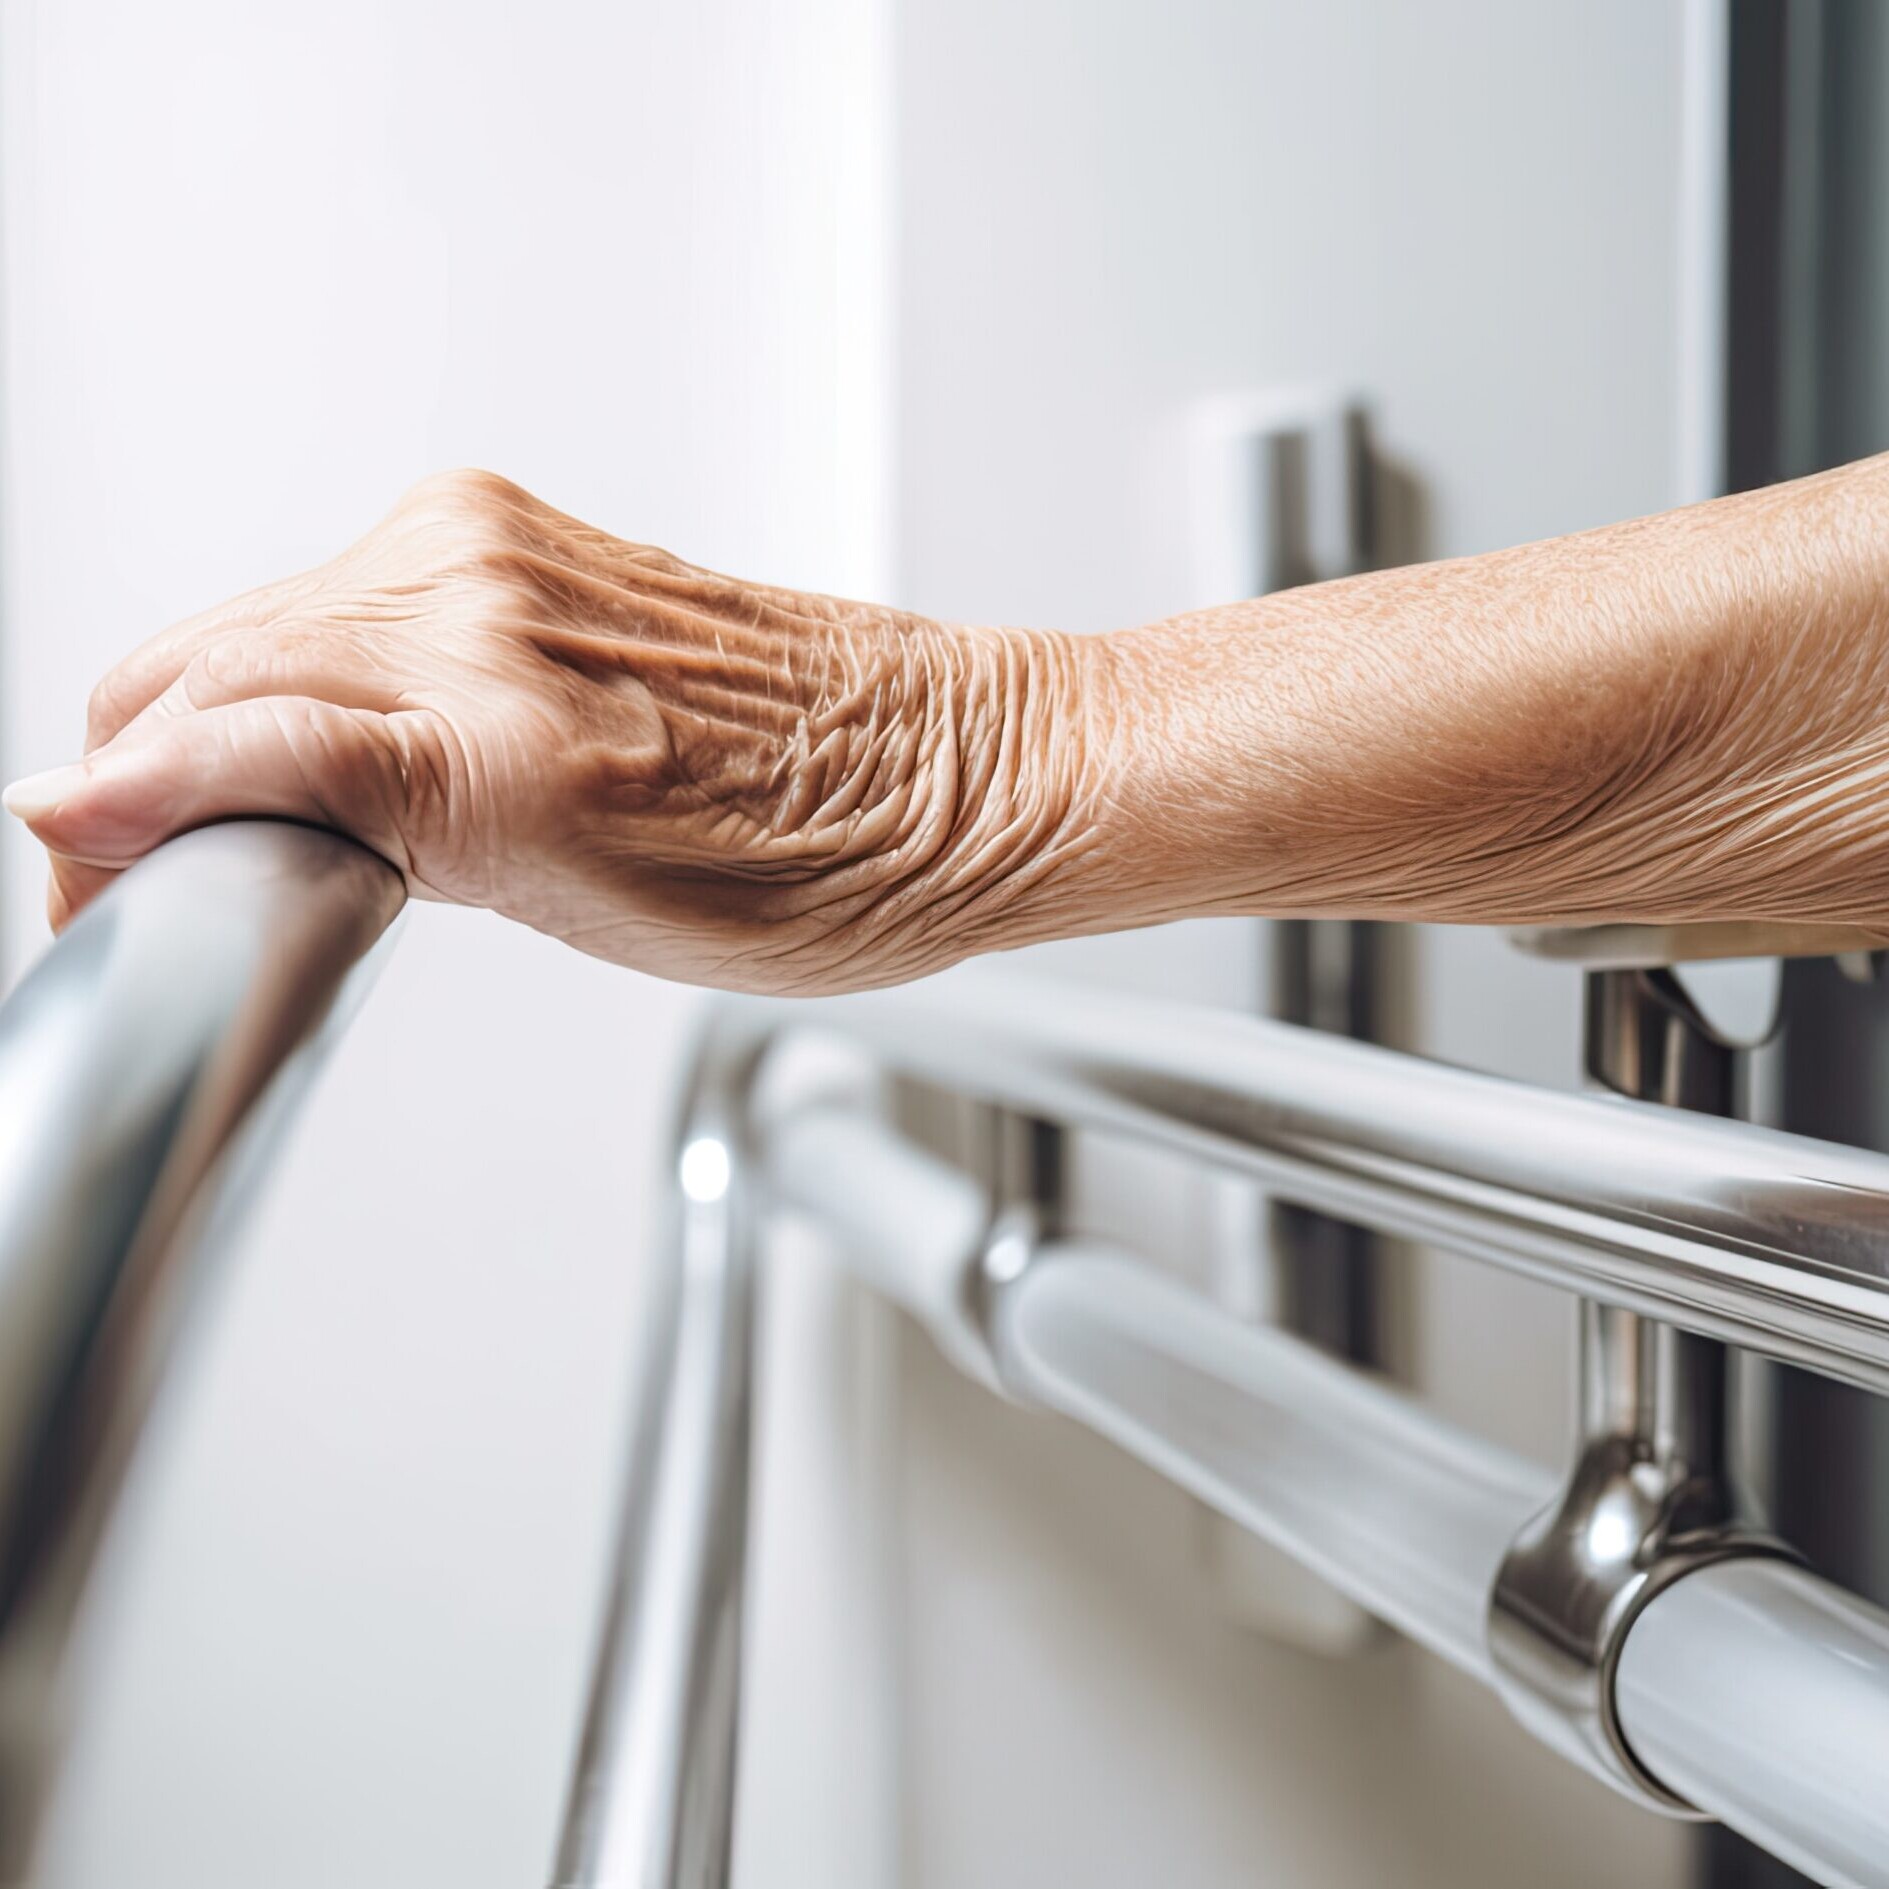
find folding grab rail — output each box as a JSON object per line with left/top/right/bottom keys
{"left": 2, "top": 826, "right": 1888, "bottom": 1887}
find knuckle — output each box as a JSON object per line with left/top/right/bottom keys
{"left": 398, "top": 467, "right": 525, "bottom": 537}
{"left": 272, "top": 700, "right": 402, "bottom": 820}
{"left": 186, "top": 622, "right": 321, "bottom": 704}
{"left": 384, "top": 711, "right": 456, "bottom": 816}
{"left": 190, "top": 632, "right": 260, "bottom": 697}
{"left": 390, "top": 469, "right": 543, "bottom": 589}
{"left": 407, "top": 465, "right": 523, "bottom": 508}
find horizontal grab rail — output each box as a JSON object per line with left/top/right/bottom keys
{"left": 758, "top": 1102, "right": 1889, "bottom": 1888}
{"left": 727, "top": 969, "right": 1889, "bottom": 1396}
{"left": 761, "top": 1100, "right": 1550, "bottom": 1677}
{"left": 996, "top": 1243, "right": 1552, "bottom": 1677}
{"left": 560, "top": 981, "right": 1889, "bottom": 1889}
{"left": 0, "top": 823, "right": 402, "bottom": 1873}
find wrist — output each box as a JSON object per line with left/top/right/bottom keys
{"left": 915, "top": 616, "right": 1249, "bottom": 956}
{"left": 891, "top": 620, "right": 1119, "bottom": 964}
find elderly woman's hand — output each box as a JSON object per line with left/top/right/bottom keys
{"left": 13, "top": 454, "right": 1889, "bottom": 990}
{"left": 2, "top": 472, "right": 1110, "bottom": 993}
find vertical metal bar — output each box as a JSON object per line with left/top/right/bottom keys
{"left": 550, "top": 1036, "right": 759, "bottom": 1889}
{"left": 1249, "top": 402, "right": 1384, "bottom": 1372}
{"left": 1267, "top": 918, "right": 1385, "bottom": 1368}
{"left": 1489, "top": 967, "right": 1780, "bottom": 1808}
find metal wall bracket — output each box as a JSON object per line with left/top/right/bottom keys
{"left": 1487, "top": 957, "right": 1798, "bottom": 1813}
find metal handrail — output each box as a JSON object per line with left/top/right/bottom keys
{"left": 558, "top": 982, "right": 1889, "bottom": 1889}
{"left": 5, "top": 834, "right": 1889, "bottom": 1885}
{"left": 549, "top": 1031, "right": 759, "bottom": 1889}
{"left": 0, "top": 822, "right": 402, "bottom": 1874}
{"left": 735, "top": 971, "right": 1889, "bottom": 1396}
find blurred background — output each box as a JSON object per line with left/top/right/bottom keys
{"left": 0, "top": 2, "right": 1884, "bottom": 1885}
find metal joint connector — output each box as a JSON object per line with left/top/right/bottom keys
{"left": 1486, "top": 1304, "right": 1799, "bottom": 1813}
{"left": 1487, "top": 953, "right": 1797, "bottom": 1814}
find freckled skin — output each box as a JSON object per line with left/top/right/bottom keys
{"left": 13, "top": 456, "right": 1889, "bottom": 992}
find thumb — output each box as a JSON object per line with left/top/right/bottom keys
{"left": 3, "top": 697, "right": 417, "bottom": 876}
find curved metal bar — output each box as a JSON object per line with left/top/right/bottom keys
{"left": 734, "top": 969, "right": 1889, "bottom": 1396}
{"left": 0, "top": 822, "right": 402, "bottom": 1873}
{"left": 549, "top": 1020, "right": 761, "bottom": 1889}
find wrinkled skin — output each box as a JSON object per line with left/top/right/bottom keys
{"left": 8, "top": 472, "right": 1107, "bottom": 992}
{"left": 10, "top": 455, "right": 1889, "bottom": 991}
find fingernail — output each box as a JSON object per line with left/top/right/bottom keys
{"left": 2, "top": 764, "right": 91, "bottom": 820}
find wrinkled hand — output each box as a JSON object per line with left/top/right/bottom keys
{"left": 4, "top": 472, "right": 1105, "bottom": 993}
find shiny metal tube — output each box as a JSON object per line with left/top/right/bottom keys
{"left": 1617, "top": 1559, "right": 1889, "bottom": 1887}
{"left": 988, "top": 1240, "right": 1555, "bottom": 1678}
{"left": 762, "top": 1097, "right": 1553, "bottom": 1673}
{"left": 762, "top": 1102, "right": 1002, "bottom": 1392}
{"left": 1486, "top": 966, "right": 1785, "bottom": 1812}
{"left": 0, "top": 821, "right": 403, "bottom": 1872}
{"left": 550, "top": 1026, "right": 760, "bottom": 1889}
{"left": 774, "top": 1106, "right": 1889, "bottom": 1886}
{"left": 764, "top": 1099, "right": 1554, "bottom": 1673}
{"left": 762, "top": 1093, "right": 1555, "bottom": 1670}
{"left": 745, "top": 970, "right": 1889, "bottom": 1396}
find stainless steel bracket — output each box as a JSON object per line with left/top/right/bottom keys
{"left": 1487, "top": 956, "right": 1799, "bottom": 1813}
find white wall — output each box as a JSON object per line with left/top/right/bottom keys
{"left": 0, "top": 3, "right": 888, "bottom": 1883}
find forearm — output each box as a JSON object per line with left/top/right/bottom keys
{"left": 1005, "top": 454, "right": 1889, "bottom": 947}
{"left": 15, "top": 460, "right": 1889, "bottom": 998}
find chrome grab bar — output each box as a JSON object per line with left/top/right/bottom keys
{"left": 0, "top": 823, "right": 402, "bottom": 1874}
{"left": 5, "top": 833, "right": 1889, "bottom": 1886}
{"left": 559, "top": 981, "right": 1889, "bottom": 1889}
{"left": 733, "top": 974, "right": 1889, "bottom": 1395}
{"left": 549, "top": 1032, "right": 759, "bottom": 1889}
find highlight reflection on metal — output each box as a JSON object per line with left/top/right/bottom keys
{"left": 7, "top": 834, "right": 1889, "bottom": 1886}
{"left": 0, "top": 822, "right": 402, "bottom": 1875}
{"left": 767, "top": 1106, "right": 1889, "bottom": 1886}
{"left": 1490, "top": 965, "right": 1791, "bottom": 1811}
{"left": 550, "top": 1031, "right": 759, "bottom": 1889}
{"left": 1487, "top": 1307, "right": 1788, "bottom": 1812}
{"left": 1616, "top": 1556, "right": 1889, "bottom": 1885}
{"left": 743, "top": 969, "right": 1889, "bottom": 1396}
{"left": 988, "top": 1240, "right": 1553, "bottom": 1676}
